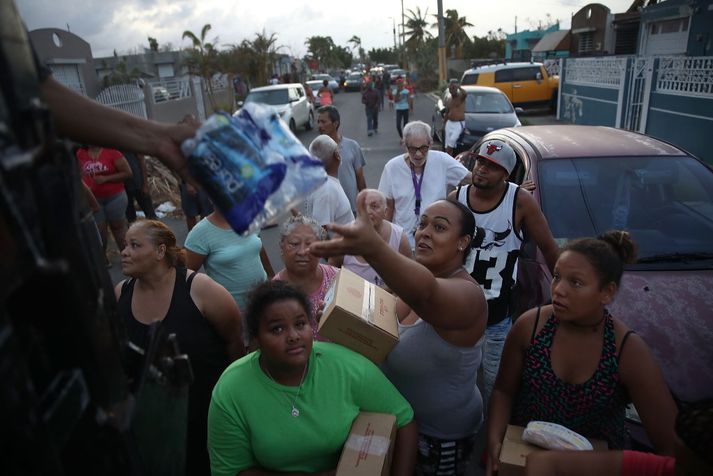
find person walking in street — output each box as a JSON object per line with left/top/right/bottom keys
{"left": 444, "top": 79, "right": 468, "bottom": 157}
{"left": 317, "top": 79, "right": 333, "bottom": 106}
{"left": 394, "top": 77, "right": 414, "bottom": 140}
{"left": 379, "top": 121, "right": 469, "bottom": 250}
{"left": 449, "top": 139, "right": 559, "bottom": 408}
{"left": 300, "top": 135, "right": 354, "bottom": 226}
{"left": 317, "top": 105, "right": 367, "bottom": 214}
{"left": 362, "top": 81, "right": 380, "bottom": 136}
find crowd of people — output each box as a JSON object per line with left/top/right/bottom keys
{"left": 39, "top": 50, "right": 711, "bottom": 476}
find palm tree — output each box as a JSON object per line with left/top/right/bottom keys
{"left": 348, "top": 35, "right": 362, "bottom": 64}
{"left": 248, "top": 30, "right": 283, "bottom": 85}
{"left": 404, "top": 7, "right": 433, "bottom": 51}
{"left": 182, "top": 24, "right": 219, "bottom": 107}
{"left": 432, "top": 9, "right": 473, "bottom": 58}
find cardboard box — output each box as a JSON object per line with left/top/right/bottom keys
{"left": 336, "top": 412, "right": 397, "bottom": 476}
{"left": 318, "top": 268, "right": 398, "bottom": 363}
{"left": 498, "top": 425, "right": 608, "bottom": 476}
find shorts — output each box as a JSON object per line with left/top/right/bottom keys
{"left": 180, "top": 183, "right": 214, "bottom": 217}
{"left": 445, "top": 120, "right": 465, "bottom": 149}
{"left": 94, "top": 191, "right": 128, "bottom": 223}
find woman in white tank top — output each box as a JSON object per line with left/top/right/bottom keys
{"left": 329, "top": 190, "right": 412, "bottom": 287}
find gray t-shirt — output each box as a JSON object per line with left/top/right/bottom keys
{"left": 337, "top": 136, "right": 366, "bottom": 211}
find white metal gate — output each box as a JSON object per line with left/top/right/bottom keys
{"left": 623, "top": 57, "right": 654, "bottom": 133}
{"left": 96, "top": 84, "right": 148, "bottom": 119}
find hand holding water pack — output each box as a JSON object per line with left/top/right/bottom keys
{"left": 181, "top": 103, "right": 327, "bottom": 234}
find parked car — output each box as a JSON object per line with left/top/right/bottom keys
{"left": 311, "top": 74, "right": 339, "bottom": 94}
{"left": 243, "top": 83, "right": 314, "bottom": 132}
{"left": 457, "top": 125, "right": 713, "bottom": 405}
{"left": 305, "top": 80, "right": 324, "bottom": 107}
{"left": 390, "top": 68, "right": 408, "bottom": 80}
{"left": 432, "top": 86, "right": 522, "bottom": 154}
{"left": 460, "top": 62, "right": 559, "bottom": 110}
{"left": 344, "top": 72, "right": 365, "bottom": 92}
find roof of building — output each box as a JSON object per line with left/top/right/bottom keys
{"left": 532, "top": 30, "right": 571, "bottom": 52}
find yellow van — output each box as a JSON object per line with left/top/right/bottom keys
{"left": 461, "top": 62, "right": 559, "bottom": 109}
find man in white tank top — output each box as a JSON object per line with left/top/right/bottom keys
{"left": 448, "top": 139, "right": 559, "bottom": 406}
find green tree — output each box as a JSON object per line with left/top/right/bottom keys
{"left": 147, "top": 36, "right": 159, "bottom": 52}
{"left": 368, "top": 47, "right": 400, "bottom": 64}
{"left": 348, "top": 35, "right": 362, "bottom": 63}
{"left": 432, "top": 9, "right": 473, "bottom": 59}
{"left": 305, "top": 35, "right": 336, "bottom": 70}
{"left": 463, "top": 30, "right": 506, "bottom": 59}
{"left": 182, "top": 24, "right": 220, "bottom": 108}
{"left": 404, "top": 7, "right": 433, "bottom": 51}
{"left": 223, "top": 30, "right": 283, "bottom": 86}
{"left": 101, "top": 61, "right": 142, "bottom": 88}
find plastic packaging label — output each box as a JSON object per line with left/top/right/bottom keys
{"left": 522, "top": 421, "right": 594, "bottom": 451}
{"left": 181, "top": 103, "right": 327, "bottom": 234}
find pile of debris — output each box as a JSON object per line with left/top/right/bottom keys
{"left": 145, "top": 156, "right": 183, "bottom": 218}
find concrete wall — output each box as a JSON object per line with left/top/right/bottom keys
{"left": 571, "top": 4, "right": 612, "bottom": 56}
{"left": 29, "top": 28, "right": 99, "bottom": 98}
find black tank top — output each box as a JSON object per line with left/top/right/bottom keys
{"left": 118, "top": 267, "right": 228, "bottom": 476}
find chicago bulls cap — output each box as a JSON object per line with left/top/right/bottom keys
{"left": 476, "top": 139, "right": 516, "bottom": 175}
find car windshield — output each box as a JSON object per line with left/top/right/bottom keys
{"left": 306, "top": 81, "right": 322, "bottom": 89}
{"left": 315, "top": 75, "right": 333, "bottom": 81}
{"left": 465, "top": 92, "right": 513, "bottom": 114}
{"left": 348, "top": 73, "right": 362, "bottom": 80}
{"left": 539, "top": 156, "right": 713, "bottom": 266}
{"left": 245, "top": 89, "right": 289, "bottom": 105}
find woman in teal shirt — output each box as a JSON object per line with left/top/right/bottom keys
{"left": 208, "top": 280, "right": 417, "bottom": 476}
{"left": 185, "top": 209, "right": 275, "bottom": 314}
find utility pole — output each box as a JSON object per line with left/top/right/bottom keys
{"left": 401, "top": 0, "right": 406, "bottom": 68}
{"left": 437, "top": 0, "right": 446, "bottom": 84}
{"left": 389, "top": 17, "right": 397, "bottom": 49}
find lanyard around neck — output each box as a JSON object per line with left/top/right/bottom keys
{"left": 409, "top": 158, "right": 426, "bottom": 218}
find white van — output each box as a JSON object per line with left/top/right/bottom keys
{"left": 243, "top": 83, "right": 315, "bottom": 132}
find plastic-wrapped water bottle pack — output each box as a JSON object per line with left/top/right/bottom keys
{"left": 181, "top": 103, "right": 327, "bottom": 235}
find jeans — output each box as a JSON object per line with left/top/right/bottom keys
{"left": 481, "top": 316, "right": 513, "bottom": 410}
{"left": 125, "top": 187, "right": 157, "bottom": 221}
{"left": 396, "top": 109, "right": 409, "bottom": 138}
{"left": 366, "top": 108, "right": 379, "bottom": 133}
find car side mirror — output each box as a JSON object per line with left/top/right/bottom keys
{"left": 237, "top": 101, "right": 244, "bottom": 108}
{"left": 536, "top": 72, "right": 543, "bottom": 82}
{"left": 515, "top": 107, "right": 524, "bottom": 114}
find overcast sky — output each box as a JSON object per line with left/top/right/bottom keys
{"left": 18, "top": 0, "right": 634, "bottom": 58}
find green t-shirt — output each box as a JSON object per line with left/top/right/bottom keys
{"left": 208, "top": 342, "right": 413, "bottom": 476}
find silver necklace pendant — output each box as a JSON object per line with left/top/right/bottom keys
{"left": 291, "top": 406, "right": 300, "bottom": 417}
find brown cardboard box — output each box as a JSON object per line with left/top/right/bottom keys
{"left": 336, "top": 412, "right": 397, "bottom": 476}
{"left": 498, "top": 425, "right": 608, "bottom": 476}
{"left": 318, "top": 268, "right": 398, "bottom": 363}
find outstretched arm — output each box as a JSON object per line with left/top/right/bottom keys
{"left": 311, "top": 190, "right": 484, "bottom": 331}
{"left": 40, "top": 77, "right": 198, "bottom": 182}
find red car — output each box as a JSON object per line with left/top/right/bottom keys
{"left": 458, "top": 125, "right": 713, "bottom": 405}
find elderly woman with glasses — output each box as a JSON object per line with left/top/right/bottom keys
{"left": 378, "top": 121, "right": 470, "bottom": 250}
{"left": 273, "top": 215, "right": 338, "bottom": 340}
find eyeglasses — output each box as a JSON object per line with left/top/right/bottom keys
{"left": 406, "top": 144, "right": 430, "bottom": 156}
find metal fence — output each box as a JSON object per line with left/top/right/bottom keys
{"left": 559, "top": 55, "right": 713, "bottom": 165}
{"left": 95, "top": 84, "right": 147, "bottom": 119}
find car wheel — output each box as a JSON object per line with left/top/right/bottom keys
{"left": 289, "top": 118, "right": 296, "bottom": 133}
{"left": 305, "top": 111, "right": 314, "bottom": 131}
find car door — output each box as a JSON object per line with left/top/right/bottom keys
{"left": 511, "top": 66, "right": 549, "bottom": 104}
{"left": 493, "top": 68, "right": 514, "bottom": 102}
{"left": 288, "top": 87, "right": 304, "bottom": 126}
